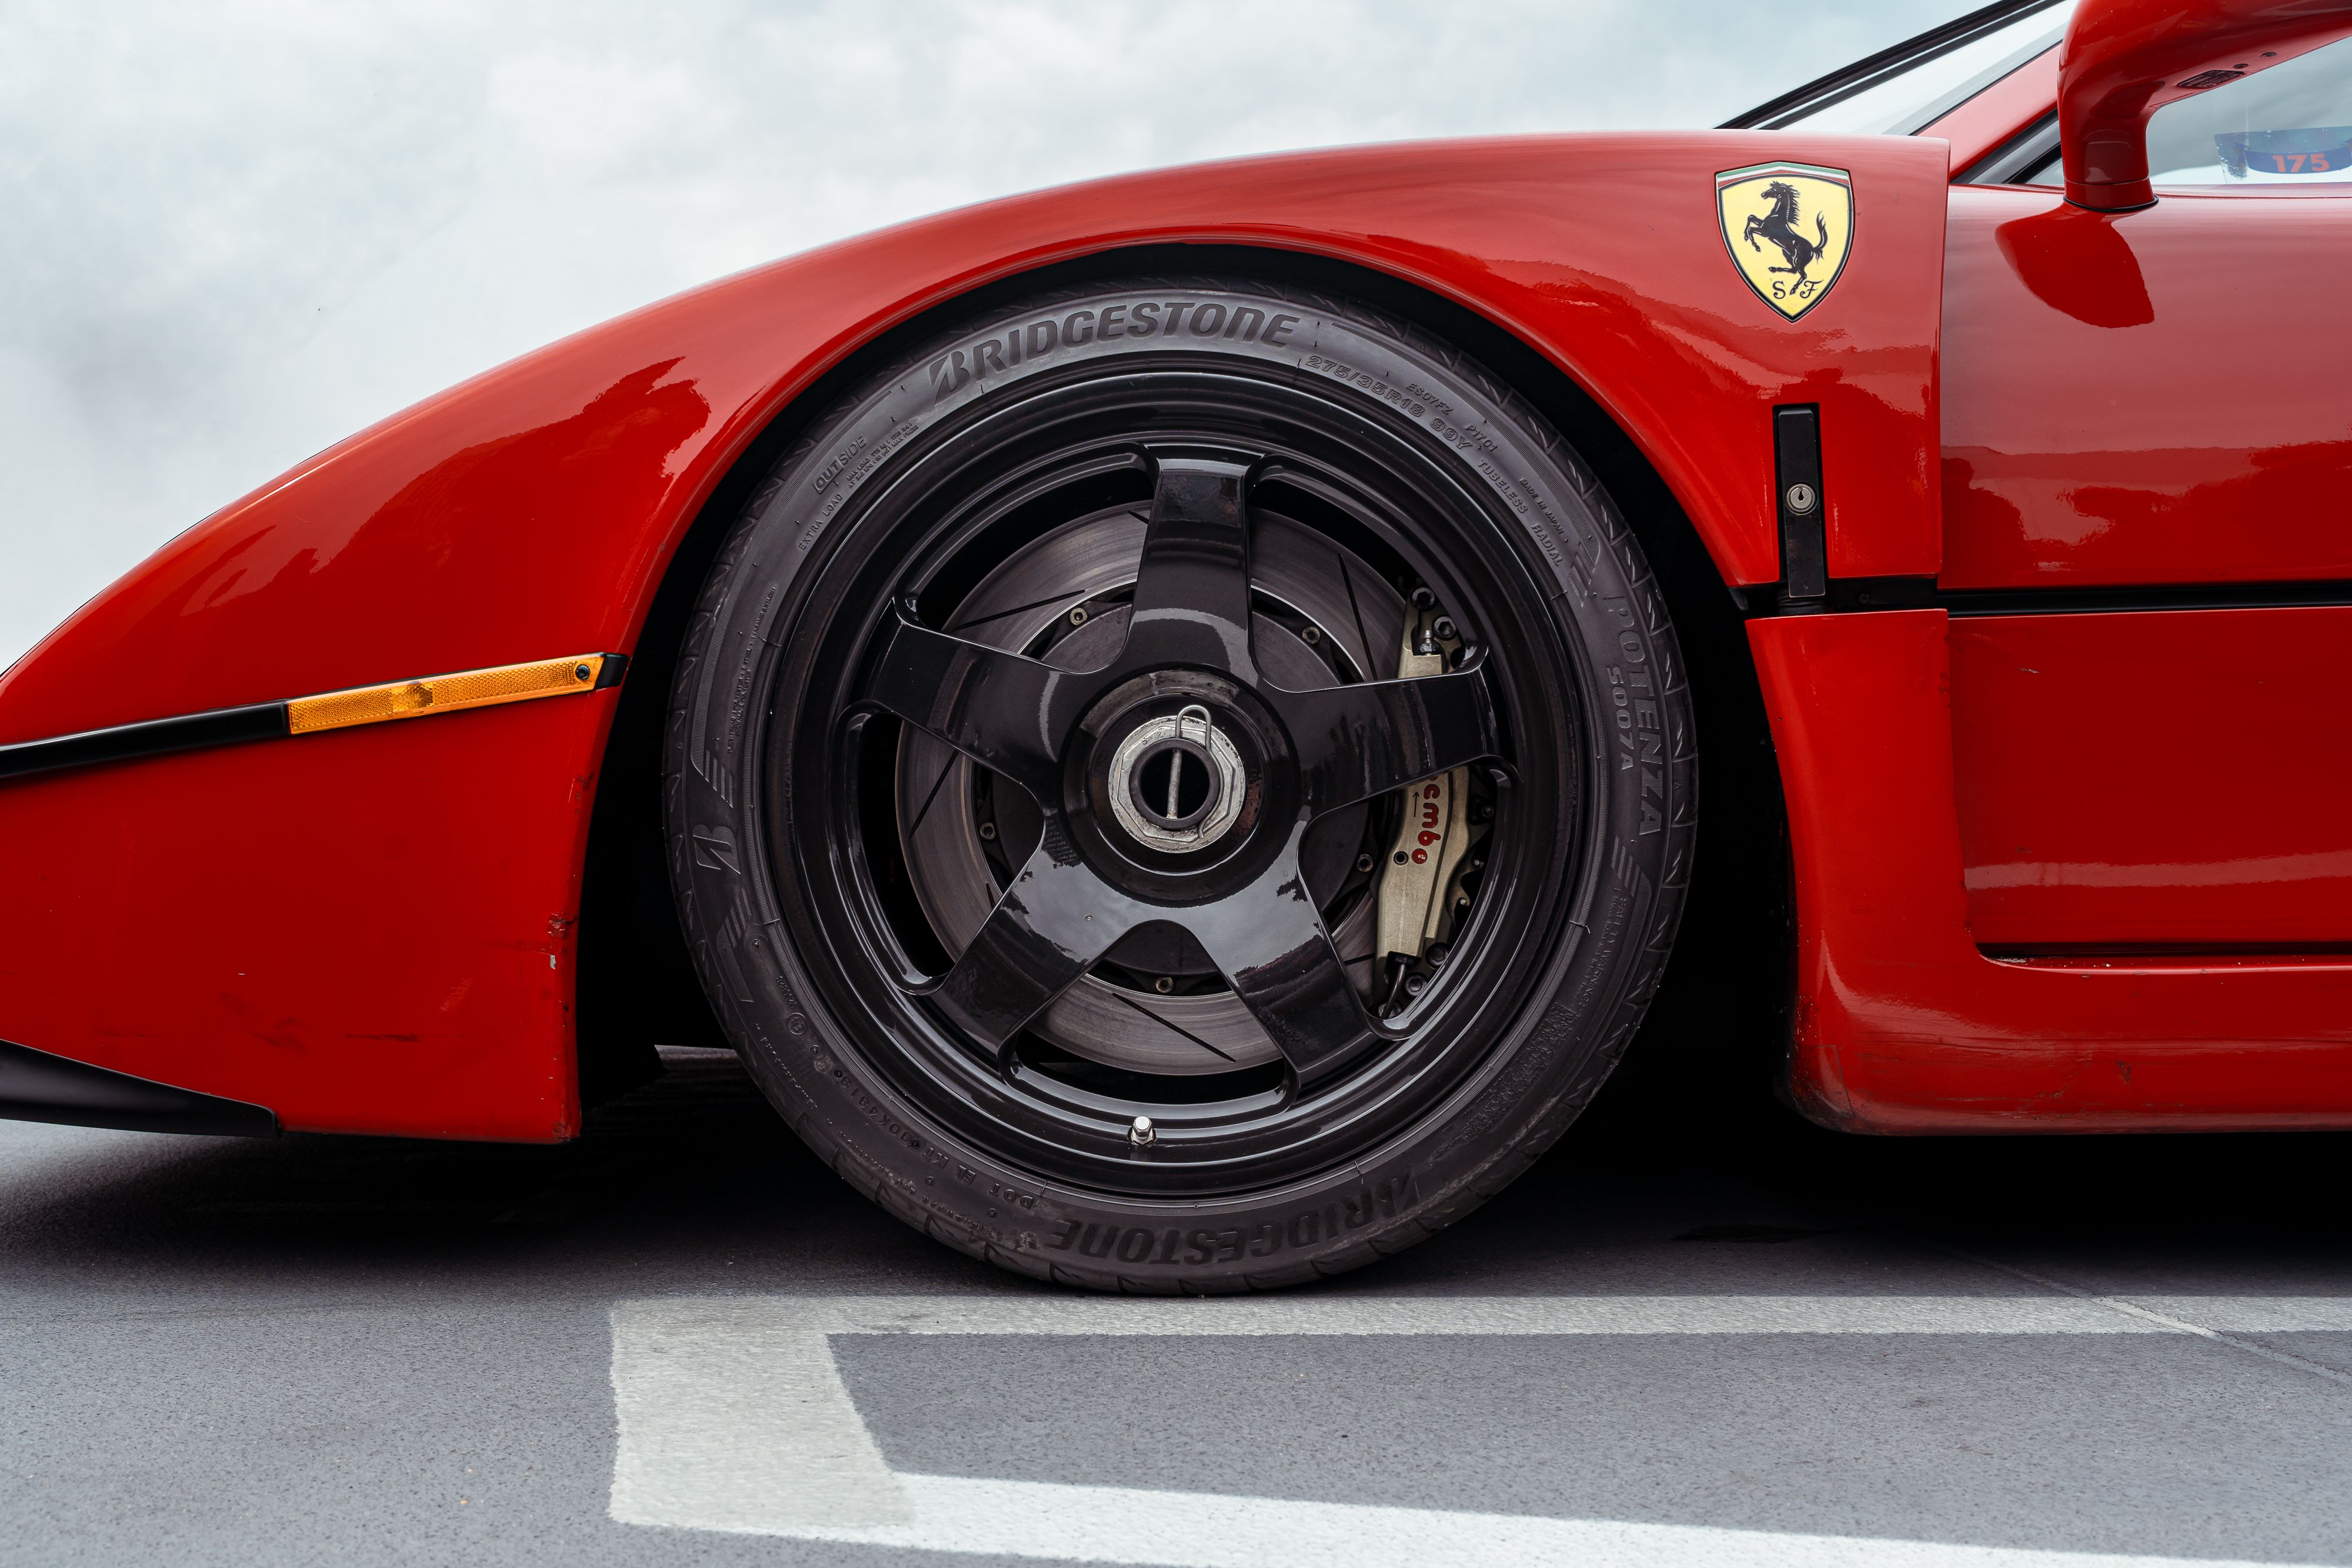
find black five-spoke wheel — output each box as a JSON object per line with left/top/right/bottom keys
{"left": 668, "top": 275, "right": 1693, "bottom": 1290}
{"left": 860, "top": 454, "right": 1497, "bottom": 1082}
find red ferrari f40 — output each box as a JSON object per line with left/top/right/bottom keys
{"left": 3, "top": 0, "right": 2347, "bottom": 1290}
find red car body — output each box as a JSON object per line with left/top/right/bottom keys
{"left": 3, "top": 7, "right": 2347, "bottom": 1141}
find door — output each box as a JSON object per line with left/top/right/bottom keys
{"left": 1942, "top": 41, "right": 2352, "bottom": 951}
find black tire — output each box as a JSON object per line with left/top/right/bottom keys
{"left": 666, "top": 274, "right": 1693, "bottom": 1292}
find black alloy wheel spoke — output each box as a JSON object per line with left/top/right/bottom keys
{"left": 928, "top": 829, "right": 1152, "bottom": 1051}
{"left": 861, "top": 613, "right": 1097, "bottom": 804}
{"left": 1269, "top": 668, "right": 1499, "bottom": 815}
{"left": 1189, "top": 842, "right": 1382, "bottom": 1079}
{"left": 1123, "top": 456, "right": 1258, "bottom": 678}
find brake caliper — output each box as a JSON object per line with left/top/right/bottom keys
{"left": 1374, "top": 607, "right": 1474, "bottom": 1008}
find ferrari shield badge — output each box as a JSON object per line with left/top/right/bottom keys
{"left": 1716, "top": 162, "right": 1853, "bottom": 320}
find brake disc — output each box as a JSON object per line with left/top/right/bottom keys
{"left": 895, "top": 504, "right": 1408, "bottom": 1075}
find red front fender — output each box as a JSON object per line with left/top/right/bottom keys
{"left": 0, "top": 131, "right": 1946, "bottom": 1138}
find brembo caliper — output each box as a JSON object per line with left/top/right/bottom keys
{"left": 1374, "top": 603, "right": 1476, "bottom": 1008}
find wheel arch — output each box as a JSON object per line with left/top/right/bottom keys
{"left": 580, "top": 242, "right": 1790, "bottom": 1121}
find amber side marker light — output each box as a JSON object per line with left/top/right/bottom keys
{"left": 0, "top": 652, "right": 627, "bottom": 784}
{"left": 288, "top": 654, "right": 612, "bottom": 734}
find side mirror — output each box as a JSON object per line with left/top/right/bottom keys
{"left": 2059, "top": 0, "right": 2352, "bottom": 210}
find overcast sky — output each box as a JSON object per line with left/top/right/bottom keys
{"left": 0, "top": 0, "right": 1965, "bottom": 668}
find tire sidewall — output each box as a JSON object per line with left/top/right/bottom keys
{"left": 666, "top": 276, "right": 1692, "bottom": 1291}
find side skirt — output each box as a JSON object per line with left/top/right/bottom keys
{"left": 1749, "top": 609, "right": 2352, "bottom": 1132}
{"left": 0, "top": 1037, "right": 278, "bottom": 1138}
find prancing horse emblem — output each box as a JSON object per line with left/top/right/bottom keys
{"left": 1716, "top": 162, "right": 1853, "bottom": 320}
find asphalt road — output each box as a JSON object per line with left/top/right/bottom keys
{"left": 3, "top": 1045, "right": 2350, "bottom": 1567}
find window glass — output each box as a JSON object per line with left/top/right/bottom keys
{"left": 2015, "top": 35, "right": 2352, "bottom": 186}
{"left": 1774, "top": 4, "right": 2072, "bottom": 136}
{"left": 2146, "top": 36, "right": 2352, "bottom": 185}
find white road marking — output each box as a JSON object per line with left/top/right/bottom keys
{"left": 610, "top": 1298, "right": 908, "bottom": 1532}
{"left": 2141, "top": 1295, "right": 2352, "bottom": 1332}
{"left": 1943, "top": 1249, "right": 2352, "bottom": 1386}
{"left": 706, "top": 1472, "right": 2328, "bottom": 1568}
{"left": 608, "top": 1293, "right": 2352, "bottom": 1563}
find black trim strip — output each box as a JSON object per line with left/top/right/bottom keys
{"left": 1957, "top": 109, "right": 2060, "bottom": 185}
{"left": 0, "top": 1037, "right": 278, "bottom": 1138}
{"left": 0, "top": 703, "right": 288, "bottom": 783}
{"left": 1743, "top": 577, "right": 2352, "bottom": 618}
{"left": 1942, "top": 579, "right": 2352, "bottom": 617}
{"left": 0, "top": 652, "right": 632, "bottom": 787}
{"left": 1986, "top": 944, "right": 2352, "bottom": 961}
{"left": 1720, "top": 0, "right": 2065, "bottom": 131}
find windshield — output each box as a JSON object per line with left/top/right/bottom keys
{"left": 1728, "top": 1, "right": 2073, "bottom": 136}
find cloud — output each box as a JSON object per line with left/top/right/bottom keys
{"left": 0, "top": 0, "right": 1963, "bottom": 666}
